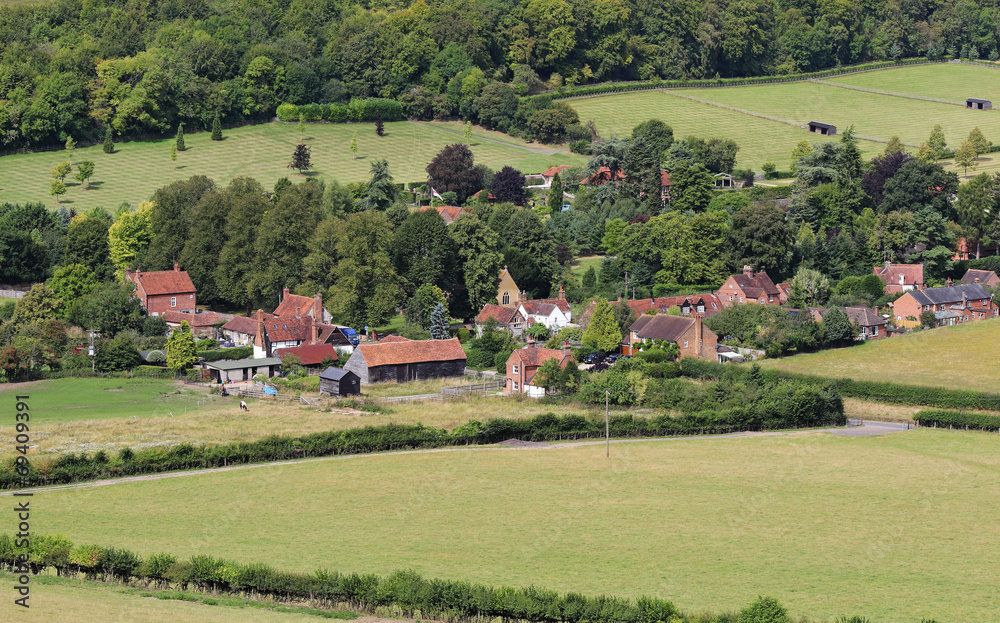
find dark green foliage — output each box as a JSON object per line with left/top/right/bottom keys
{"left": 142, "top": 316, "right": 168, "bottom": 337}
{"left": 426, "top": 144, "right": 481, "bottom": 204}
{"left": 429, "top": 303, "right": 448, "bottom": 339}
{"left": 69, "top": 282, "right": 145, "bottom": 337}
{"left": 175, "top": 123, "right": 186, "bottom": 151}
{"left": 94, "top": 334, "right": 141, "bottom": 372}
{"left": 288, "top": 144, "right": 312, "bottom": 174}
{"left": 102, "top": 127, "right": 114, "bottom": 154}
{"left": 490, "top": 166, "right": 526, "bottom": 205}
{"left": 211, "top": 114, "right": 223, "bottom": 141}
{"left": 737, "top": 596, "right": 789, "bottom": 623}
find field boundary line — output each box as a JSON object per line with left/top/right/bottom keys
{"left": 406, "top": 121, "right": 566, "bottom": 155}
{"left": 658, "top": 89, "right": 917, "bottom": 147}
{"left": 810, "top": 79, "right": 966, "bottom": 106}
{"left": 0, "top": 422, "right": 909, "bottom": 495}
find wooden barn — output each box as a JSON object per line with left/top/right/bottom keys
{"left": 319, "top": 367, "right": 361, "bottom": 396}
{"left": 343, "top": 338, "right": 467, "bottom": 384}
{"left": 967, "top": 98, "right": 992, "bottom": 110}
{"left": 807, "top": 121, "right": 836, "bottom": 136}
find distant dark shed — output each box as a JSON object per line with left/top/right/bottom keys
{"left": 319, "top": 366, "right": 361, "bottom": 397}
{"left": 807, "top": 121, "right": 837, "bottom": 135}
{"left": 966, "top": 98, "right": 992, "bottom": 110}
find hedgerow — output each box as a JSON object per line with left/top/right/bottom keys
{"left": 1, "top": 391, "right": 844, "bottom": 490}
{"left": 276, "top": 99, "right": 404, "bottom": 123}
{"left": 914, "top": 409, "right": 1000, "bottom": 431}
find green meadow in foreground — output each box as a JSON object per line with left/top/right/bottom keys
{"left": 32, "top": 428, "right": 1000, "bottom": 622}
{"left": 759, "top": 317, "right": 1000, "bottom": 392}
{"left": 0, "top": 377, "right": 213, "bottom": 424}
{"left": 0, "top": 121, "right": 585, "bottom": 212}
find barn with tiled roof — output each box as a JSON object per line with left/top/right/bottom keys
{"left": 344, "top": 338, "right": 467, "bottom": 384}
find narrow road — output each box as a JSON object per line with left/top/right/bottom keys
{"left": 2, "top": 421, "right": 910, "bottom": 495}
{"left": 407, "top": 121, "right": 568, "bottom": 155}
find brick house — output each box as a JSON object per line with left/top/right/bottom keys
{"left": 475, "top": 304, "right": 527, "bottom": 337}
{"left": 716, "top": 266, "right": 782, "bottom": 307}
{"left": 126, "top": 262, "right": 196, "bottom": 315}
{"left": 343, "top": 337, "right": 467, "bottom": 384}
{"left": 625, "top": 294, "right": 725, "bottom": 318}
{"left": 273, "top": 288, "right": 332, "bottom": 322}
{"left": 623, "top": 314, "right": 717, "bottom": 359}
{"left": 961, "top": 269, "right": 1000, "bottom": 288}
{"left": 505, "top": 342, "right": 574, "bottom": 397}
{"left": 840, "top": 306, "right": 888, "bottom": 340}
{"left": 161, "top": 310, "right": 233, "bottom": 338}
{"left": 873, "top": 262, "right": 924, "bottom": 293}
{"left": 890, "top": 283, "right": 997, "bottom": 328}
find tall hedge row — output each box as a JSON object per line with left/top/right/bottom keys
{"left": 0, "top": 533, "right": 685, "bottom": 622}
{"left": 678, "top": 358, "right": 1000, "bottom": 411}
{"left": 198, "top": 346, "right": 254, "bottom": 362}
{"left": 914, "top": 410, "right": 1000, "bottom": 431}
{"left": 1, "top": 390, "right": 843, "bottom": 490}
{"left": 276, "top": 99, "right": 403, "bottom": 123}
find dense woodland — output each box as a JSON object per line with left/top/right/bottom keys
{"left": 6, "top": 0, "right": 1000, "bottom": 148}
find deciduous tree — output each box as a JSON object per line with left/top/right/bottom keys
{"left": 426, "top": 144, "right": 481, "bottom": 203}
{"left": 166, "top": 321, "right": 198, "bottom": 371}
{"left": 490, "top": 166, "right": 526, "bottom": 205}
{"left": 288, "top": 143, "right": 312, "bottom": 175}
{"left": 582, "top": 298, "right": 622, "bottom": 353}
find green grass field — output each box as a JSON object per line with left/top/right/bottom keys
{"left": 0, "top": 121, "right": 585, "bottom": 212}
{"left": 567, "top": 89, "right": 883, "bottom": 171}
{"left": 0, "top": 572, "right": 353, "bottom": 622}
{"left": 30, "top": 428, "right": 1000, "bottom": 622}
{"left": 760, "top": 317, "right": 1000, "bottom": 391}
{"left": 828, "top": 63, "right": 1000, "bottom": 105}
{"left": 0, "top": 377, "right": 214, "bottom": 424}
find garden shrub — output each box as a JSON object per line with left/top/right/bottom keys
{"left": 914, "top": 409, "right": 1000, "bottom": 431}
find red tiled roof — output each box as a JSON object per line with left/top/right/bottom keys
{"left": 508, "top": 346, "right": 572, "bottom": 368}
{"left": 131, "top": 269, "right": 196, "bottom": 295}
{"left": 419, "top": 205, "right": 468, "bottom": 224}
{"left": 581, "top": 167, "right": 626, "bottom": 186}
{"left": 358, "top": 338, "right": 466, "bottom": 367}
{"left": 525, "top": 297, "right": 571, "bottom": 313}
{"left": 222, "top": 311, "right": 274, "bottom": 335}
{"left": 471, "top": 190, "right": 497, "bottom": 200}
{"left": 728, "top": 271, "right": 780, "bottom": 298}
{"left": 873, "top": 263, "right": 924, "bottom": 286}
{"left": 961, "top": 269, "right": 999, "bottom": 285}
{"left": 161, "top": 311, "right": 232, "bottom": 327}
{"left": 274, "top": 344, "right": 339, "bottom": 365}
{"left": 661, "top": 171, "right": 672, "bottom": 186}
{"left": 476, "top": 304, "right": 520, "bottom": 325}
{"left": 627, "top": 294, "right": 723, "bottom": 317}
{"left": 378, "top": 335, "right": 413, "bottom": 344}
{"left": 264, "top": 317, "right": 313, "bottom": 342}
{"left": 541, "top": 165, "right": 572, "bottom": 178}
{"left": 629, "top": 314, "right": 696, "bottom": 342}
{"left": 520, "top": 301, "right": 558, "bottom": 317}
{"left": 274, "top": 293, "right": 318, "bottom": 318}
{"left": 841, "top": 306, "right": 886, "bottom": 327}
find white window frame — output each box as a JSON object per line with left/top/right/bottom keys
{"left": 170, "top": 296, "right": 177, "bottom": 308}
{"left": 683, "top": 340, "right": 688, "bottom": 348}
{"left": 512, "top": 365, "right": 519, "bottom": 374}
{"left": 513, "top": 380, "right": 519, "bottom": 391}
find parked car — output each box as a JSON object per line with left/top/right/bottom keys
{"left": 605, "top": 354, "right": 620, "bottom": 364}
{"left": 583, "top": 352, "right": 603, "bottom": 364}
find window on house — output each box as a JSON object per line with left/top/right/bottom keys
{"left": 513, "top": 365, "right": 519, "bottom": 374}
{"left": 712, "top": 303, "right": 718, "bottom": 309}
{"left": 502, "top": 292, "right": 510, "bottom": 305}
{"left": 513, "top": 381, "right": 519, "bottom": 390}
{"left": 872, "top": 327, "right": 878, "bottom": 336}
{"left": 170, "top": 297, "right": 176, "bottom": 307}
{"left": 728, "top": 296, "right": 733, "bottom": 302}
{"left": 769, "top": 296, "right": 773, "bottom": 302}
{"left": 683, "top": 340, "right": 688, "bottom": 348}
{"left": 740, "top": 297, "right": 744, "bottom": 303}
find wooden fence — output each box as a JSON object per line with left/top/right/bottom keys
{"left": 442, "top": 379, "right": 506, "bottom": 397}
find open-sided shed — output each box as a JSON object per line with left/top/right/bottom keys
{"left": 967, "top": 98, "right": 992, "bottom": 110}
{"left": 807, "top": 121, "right": 837, "bottom": 136}
{"left": 319, "top": 366, "right": 361, "bottom": 396}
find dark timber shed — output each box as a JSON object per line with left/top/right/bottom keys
{"left": 319, "top": 366, "right": 361, "bottom": 396}
{"left": 967, "top": 98, "right": 992, "bottom": 110}
{"left": 344, "top": 337, "right": 467, "bottom": 384}
{"left": 807, "top": 121, "right": 837, "bottom": 136}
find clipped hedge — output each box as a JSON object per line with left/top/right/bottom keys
{"left": 276, "top": 99, "right": 404, "bottom": 123}
{"left": 1, "top": 398, "right": 844, "bottom": 490}
{"left": 914, "top": 410, "right": 1000, "bottom": 431}
{"left": 678, "top": 358, "right": 1000, "bottom": 412}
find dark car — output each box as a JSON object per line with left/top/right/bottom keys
{"left": 583, "top": 353, "right": 603, "bottom": 364}
{"left": 605, "top": 354, "right": 620, "bottom": 364}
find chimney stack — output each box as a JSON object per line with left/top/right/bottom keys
{"left": 282, "top": 287, "right": 290, "bottom": 301}
{"left": 975, "top": 276, "right": 981, "bottom": 284}
{"left": 884, "top": 260, "right": 891, "bottom": 270}
{"left": 519, "top": 290, "right": 526, "bottom": 303}
{"left": 314, "top": 293, "right": 322, "bottom": 320}
{"left": 311, "top": 316, "right": 319, "bottom": 344}
{"left": 526, "top": 339, "right": 536, "bottom": 349}
{"left": 743, "top": 265, "right": 753, "bottom": 278}
{"left": 695, "top": 316, "right": 703, "bottom": 357}
{"left": 946, "top": 278, "right": 953, "bottom": 287}
{"left": 173, "top": 261, "right": 180, "bottom": 272}
{"left": 558, "top": 285, "right": 565, "bottom": 301}
{"left": 563, "top": 340, "right": 572, "bottom": 357}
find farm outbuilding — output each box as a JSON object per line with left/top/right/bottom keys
{"left": 319, "top": 367, "right": 361, "bottom": 396}
{"left": 807, "top": 121, "right": 837, "bottom": 136}
{"left": 343, "top": 337, "right": 467, "bottom": 384}
{"left": 966, "top": 98, "right": 992, "bottom": 110}
{"left": 201, "top": 357, "right": 281, "bottom": 383}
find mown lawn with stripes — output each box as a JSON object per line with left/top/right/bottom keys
{"left": 568, "top": 89, "right": 882, "bottom": 171}
{"left": 0, "top": 121, "right": 585, "bottom": 212}
{"left": 828, "top": 62, "right": 1000, "bottom": 104}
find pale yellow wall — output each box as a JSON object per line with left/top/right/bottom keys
{"left": 496, "top": 269, "right": 520, "bottom": 306}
